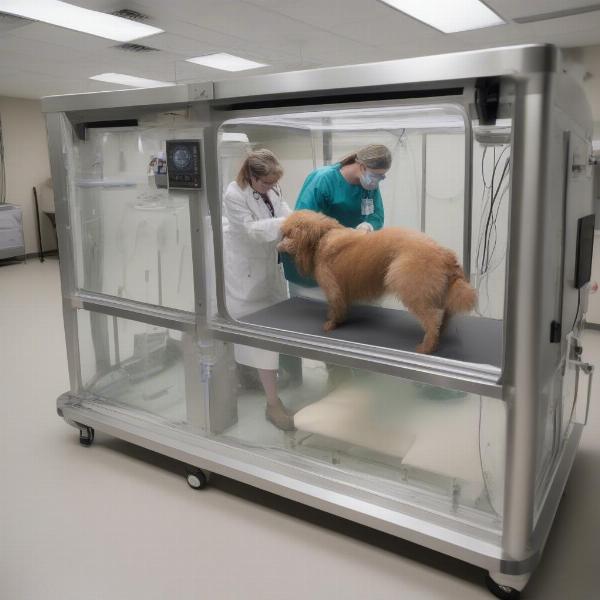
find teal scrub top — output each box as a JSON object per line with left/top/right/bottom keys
{"left": 294, "top": 163, "right": 384, "bottom": 230}
{"left": 282, "top": 164, "right": 385, "bottom": 286}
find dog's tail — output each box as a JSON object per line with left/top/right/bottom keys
{"left": 445, "top": 256, "right": 477, "bottom": 315}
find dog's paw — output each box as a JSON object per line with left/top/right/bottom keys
{"left": 323, "top": 320, "right": 337, "bottom": 332}
{"left": 415, "top": 343, "right": 435, "bottom": 354}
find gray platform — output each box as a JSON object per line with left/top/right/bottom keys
{"left": 241, "top": 298, "right": 503, "bottom": 368}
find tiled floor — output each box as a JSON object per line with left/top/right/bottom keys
{"left": 1, "top": 259, "right": 599, "bottom": 600}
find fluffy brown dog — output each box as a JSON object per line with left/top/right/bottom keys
{"left": 277, "top": 210, "right": 477, "bottom": 354}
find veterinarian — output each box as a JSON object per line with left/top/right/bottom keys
{"left": 295, "top": 143, "right": 391, "bottom": 231}
{"left": 223, "top": 149, "right": 295, "bottom": 431}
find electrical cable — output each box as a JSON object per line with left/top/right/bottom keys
{"left": 483, "top": 158, "right": 510, "bottom": 273}
{"left": 474, "top": 143, "right": 511, "bottom": 316}
{"left": 481, "top": 146, "right": 509, "bottom": 273}
{"left": 570, "top": 287, "right": 582, "bottom": 332}
{"left": 477, "top": 146, "right": 510, "bottom": 272}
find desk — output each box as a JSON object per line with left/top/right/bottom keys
{"left": 0, "top": 204, "right": 25, "bottom": 261}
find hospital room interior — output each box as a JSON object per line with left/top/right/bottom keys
{"left": 2, "top": 3, "right": 600, "bottom": 600}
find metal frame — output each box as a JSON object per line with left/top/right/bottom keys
{"left": 43, "top": 44, "right": 594, "bottom": 591}
{"left": 58, "top": 391, "right": 507, "bottom": 570}
{"left": 502, "top": 72, "right": 554, "bottom": 563}
{"left": 46, "top": 112, "right": 83, "bottom": 393}
{"left": 73, "top": 292, "right": 196, "bottom": 332}
{"left": 210, "top": 315, "right": 502, "bottom": 396}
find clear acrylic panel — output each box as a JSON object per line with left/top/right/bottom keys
{"left": 216, "top": 106, "right": 509, "bottom": 369}
{"left": 534, "top": 331, "right": 581, "bottom": 518}
{"left": 60, "top": 113, "right": 198, "bottom": 311}
{"left": 210, "top": 347, "right": 507, "bottom": 523}
{"left": 77, "top": 310, "right": 197, "bottom": 424}
{"left": 75, "top": 304, "right": 507, "bottom": 523}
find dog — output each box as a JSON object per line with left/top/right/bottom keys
{"left": 277, "top": 210, "right": 477, "bottom": 354}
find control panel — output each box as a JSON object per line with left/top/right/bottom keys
{"left": 166, "top": 140, "right": 202, "bottom": 190}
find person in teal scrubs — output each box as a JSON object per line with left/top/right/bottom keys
{"left": 282, "top": 144, "right": 392, "bottom": 288}
{"left": 295, "top": 143, "right": 391, "bottom": 231}
{"left": 287, "top": 144, "right": 393, "bottom": 390}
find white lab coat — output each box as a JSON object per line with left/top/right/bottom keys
{"left": 223, "top": 181, "right": 292, "bottom": 369}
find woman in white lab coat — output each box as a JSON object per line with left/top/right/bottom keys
{"left": 223, "top": 149, "right": 295, "bottom": 430}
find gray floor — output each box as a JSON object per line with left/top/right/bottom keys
{"left": 1, "top": 259, "right": 599, "bottom": 600}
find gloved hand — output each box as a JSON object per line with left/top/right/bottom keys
{"left": 356, "top": 222, "right": 373, "bottom": 232}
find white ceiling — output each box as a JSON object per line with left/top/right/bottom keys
{"left": 1, "top": 0, "right": 600, "bottom": 99}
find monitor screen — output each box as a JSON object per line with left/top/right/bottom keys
{"left": 166, "top": 140, "right": 202, "bottom": 190}
{"left": 575, "top": 214, "right": 595, "bottom": 289}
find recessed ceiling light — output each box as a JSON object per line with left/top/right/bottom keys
{"left": 186, "top": 53, "right": 267, "bottom": 72}
{"left": 0, "top": 0, "right": 163, "bottom": 42}
{"left": 90, "top": 73, "right": 175, "bottom": 89}
{"left": 380, "top": 0, "right": 505, "bottom": 33}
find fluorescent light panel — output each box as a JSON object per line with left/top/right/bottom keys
{"left": 0, "top": 0, "right": 163, "bottom": 41}
{"left": 90, "top": 73, "right": 175, "bottom": 89}
{"left": 380, "top": 0, "right": 504, "bottom": 33}
{"left": 186, "top": 53, "right": 267, "bottom": 72}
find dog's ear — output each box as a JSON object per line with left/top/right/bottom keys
{"left": 294, "top": 219, "right": 324, "bottom": 276}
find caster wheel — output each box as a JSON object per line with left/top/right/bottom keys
{"left": 485, "top": 574, "right": 521, "bottom": 600}
{"left": 186, "top": 467, "right": 209, "bottom": 490}
{"left": 79, "top": 426, "right": 95, "bottom": 447}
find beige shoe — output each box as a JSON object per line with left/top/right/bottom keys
{"left": 265, "top": 402, "right": 296, "bottom": 431}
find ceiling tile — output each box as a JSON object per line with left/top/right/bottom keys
{"left": 336, "top": 16, "right": 447, "bottom": 47}
{"left": 0, "top": 33, "right": 97, "bottom": 62}
{"left": 486, "top": 0, "right": 600, "bottom": 20}
{"left": 143, "top": 32, "right": 220, "bottom": 56}
{"left": 9, "top": 22, "right": 116, "bottom": 50}
{"left": 237, "top": 0, "right": 394, "bottom": 28}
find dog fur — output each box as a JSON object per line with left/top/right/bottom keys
{"left": 277, "top": 210, "right": 477, "bottom": 354}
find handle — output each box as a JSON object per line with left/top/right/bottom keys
{"left": 573, "top": 361, "right": 594, "bottom": 425}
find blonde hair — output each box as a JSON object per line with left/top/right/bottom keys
{"left": 339, "top": 144, "right": 392, "bottom": 170}
{"left": 236, "top": 148, "right": 284, "bottom": 188}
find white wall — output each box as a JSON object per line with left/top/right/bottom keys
{"left": 575, "top": 46, "right": 600, "bottom": 125}
{"left": 238, "top": 126, "right": 323, "bottom": 205}
{"left": 0, "top": 96, "right": 54, "bottom": 253}
{"left": 568, "top": 45, "right": 600, "bottom": 139}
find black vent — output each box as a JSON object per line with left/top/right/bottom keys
{"left": 114, "top": 43, "right": 159, "bottom": 53}
{"left": 111, "top": 8, "right": 151, "bottom": 21}
{"left": 218, "top": 87, "right": 464, "bottom": 112}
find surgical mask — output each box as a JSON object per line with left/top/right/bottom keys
{"left": 359, "top": 169, "right": 385, "bottom": 190}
